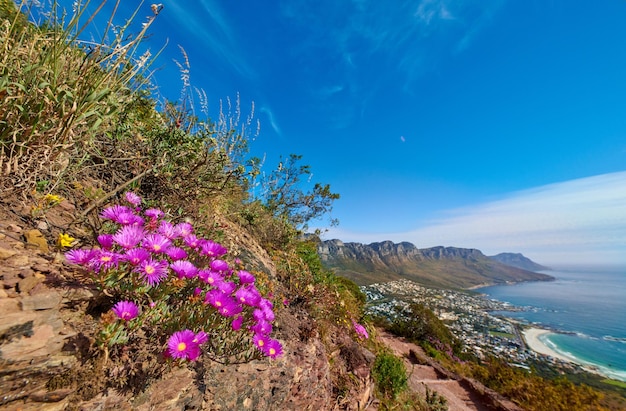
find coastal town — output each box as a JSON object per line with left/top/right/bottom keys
{"left": 361, "top": 279, "right": 584, "bottom": 374}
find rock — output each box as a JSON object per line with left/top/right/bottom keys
{"left": 2, "top": 271, "right": 21, "bottom": 289}
{"left": 133, "top": 367, "right": 202, "bottom": 411}
{"left": 0, "top": 297, "right": 21, "bottom": 314}
{"left": 0, "top": 247, "right": 17, "bottom": 259}
{"left": 24, "top": 230, "right": 49, "bottom": 253}
{"left": 20, "top": 290, "right": 62, "bottom": 310}
{"left": 6, "top": 223, "right": 22, "bottom": 232}
{"left": 29, "top": 388, "right": 74, "bottom": 403}
{"left": 0, "top": 289, "right": 8, "bottom": 298}
{"left": 36, "top": 221, "right": 49, "bottom": 231}
{"left": 58, "top": 200, "right": 75, "bottom": 212}
{"left": 9, "top": 254, "right": 31, "bottom": 267}
{"left": 18, "top": 275, "right": 44, "bottom": 294}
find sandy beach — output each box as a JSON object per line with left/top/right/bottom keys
{"left": 522, "top": 327, "right": 575, "bottom": 364}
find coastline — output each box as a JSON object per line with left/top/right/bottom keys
{"left": 521, "top": 327, "right": 624, "bottom": 381}
{"left": 522, "top": 327, "right": 574, "bottom": 363}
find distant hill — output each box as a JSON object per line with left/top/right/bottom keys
{"left": 317, "top": 240, "right": 554, "bottom": 289}
{"left": 488, "top": 252, "right": 550, "bottom": 272}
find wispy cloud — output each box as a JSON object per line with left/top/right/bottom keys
{"left": 259, "top": 106, "right": 282, "bottom": 136}
{"left": 279, "top": 0, "right": 505, "bottom": 126}
{"left": 322, "top": 172, "right": 626, "bottom": 265}
{"left": 166, "top": 1, "right": 255, "bottom": 79}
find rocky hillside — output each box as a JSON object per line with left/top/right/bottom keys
{"left": 488, "top": 252, "right": 551, "bottom": 272}
{"left": 0, "top": 198, "right": 375, "bottom": 410}
{"left": 317, "top": 240, "right": 553, "bottom": 288}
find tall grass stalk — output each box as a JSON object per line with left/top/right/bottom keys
{"left": 0, "top": 0, "right": 163, "bottom": 193}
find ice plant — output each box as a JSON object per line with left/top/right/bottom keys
{"left": 136, "top": 258, "right": 168, "bottom": 286}
{"left": 64, "top": 191, "right": 284, "bottom": 364}
{"left": 353, "top": 321, "right": 369, "bottom": 340}
{"left": 168, "top": 330, "right": 201, "bottom": 360}
{"left": 112, "top": 301, "right": 139, "bottom": 321}
{"left": 125, "top": 192, "right": 142, "bottom": 207}
{"left": 112, "top": 225, "right": 144, "bottom": 249}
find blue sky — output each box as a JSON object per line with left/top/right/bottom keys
{"left": 48, "top": 1, "right": 626, "bottom": 265}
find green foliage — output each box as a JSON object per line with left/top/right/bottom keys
{"left": 425, "top": 387, "right": 448, "bottom": 411}
{"left": 0, "top": 0, "right": 161, "bottom": 193}
{"left": 372, "top": 351, "right": 408, "bottom": 399}
{"left": 468, "top": 356, "right": 608, "bottom": 411}
{"left": 260, "top": 153, "right": 340, "bottom": 230}
{"left": 389, "top": 303, "right": 461, "bottom": 355}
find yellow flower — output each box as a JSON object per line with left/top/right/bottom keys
{"left": 58, "top": 233, "right": 76, "bottom": 248}
{"left": 44, "top": 194, "right": 62, "bottom": 204}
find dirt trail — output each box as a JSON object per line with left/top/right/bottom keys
{"left": 376, "top": 330, "right": 507, "bottom": 411}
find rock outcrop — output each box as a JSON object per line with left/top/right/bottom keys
{"left": 0, "top": 202, "right": 374, "bottom": 410}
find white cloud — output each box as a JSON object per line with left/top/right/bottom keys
{"left": 321, "top": 171, "right": 626, "bottom": 266}
{"left": 259, "top": 106, "right": 282, "bottom": 136}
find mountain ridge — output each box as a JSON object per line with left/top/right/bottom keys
{"left": 317, "top": 240, "right": 553, "bottom": 289}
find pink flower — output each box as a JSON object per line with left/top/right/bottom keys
{"left": 235, "top": 286, "right": 261, "bottom": 307}
{"left": 165, "top": 246, "right": 188, "bottom": 260}
{"left": 352, "top": 321, "right": 369, "bottom": 340}
{"left": 204, "top": 289, "right": 241, "bottom": 317}
{"left": 112, "top": 225, "right": 144, "bottom": 249}
{"left": 97, "top": 234, "right": 114, "bottom": 250}
{"left": 217, "top": 280, "right": 236, "bottom": 295}
{"left": 231, "top": 315, "right": 243, "bottom": 331}
{"left": 210, "top": 259, "right": 230, "bottom": 273}
{"left": 198, "top": 269, "right": 223, "bottom": 286}
{"left": 142, "top": 234, "right": 172, "bottom": 254}
{"left": 170, "top": 260, "right": 198, "bottom": 279}
{"left": 183, "top": 234, "right": 202, "bottom": 249}
{"left": 91, "top": 250, "right": 121, "bottom": 272}
{"left": 116, "top": 212, "right": 144, "bottom": 226}
{"left": 112, "top": 301, "right": 139, "bottom": 321}
{"left": 192, "top": 331, "right": 209, "bottom": 345}
{"left": 199, "top": 240, "right": 227, "bottom": 258}
{"left": 100, "top": 205, "right": 132, "bottom": 221}
{"left": 174, "top": 222, "right": 193, "bottom": 237}
{"left": 167, "top": 330, "right": 201, "bottom": 361}
{"left": 158, "top": 220, "right": 179, "bottom": 239}
{"left": 253, "top": 333, "right": 268, "bottom": 351}
{"left": 263, "top": 338, "right": 283, "bottom": 359}
{"left": 237, "top": 270, "right": 255, "bottom": 284}
{"left": 136, "top": 258, "right": 169, "bottom": 286}
{"left": 145, "top": 208, "right": 164, "bottom": 219}
{"left": 65, "top": 249, "right": 97, "bottom": 266}
{"left": 124, "top": 248, "right": 151, "bottom": 265}
{"left": 124, "top": 192, "right": 142, "bottom": 207}
{"left": 250, "top": 320, "right": 272, "bottom": 335}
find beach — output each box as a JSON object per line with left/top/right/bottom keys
{"left": 522, "top": 327, "right": 574, "bottom": 363}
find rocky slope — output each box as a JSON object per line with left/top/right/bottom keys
{"left": 0, "top": 197, "right": 374, "bottom": 411}
{"left": 318, "top": 240, "right": 553, "bottom": 288}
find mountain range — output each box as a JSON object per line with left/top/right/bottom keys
{"left": 317, "top": 240, "right": 554, "bottom": 289}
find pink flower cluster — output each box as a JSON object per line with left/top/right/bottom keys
{"left": 66, "top": 192, "right": 283, "bottom": 360}
{"left": 352, "top": 320, "right": 369, "bottom": 340}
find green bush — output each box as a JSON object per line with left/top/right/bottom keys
{"left": 372, "top": 351, "right": 408, "bottom": 399}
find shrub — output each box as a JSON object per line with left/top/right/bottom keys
{"left": 372, "top": 351, "right": 408, "bottom": 399}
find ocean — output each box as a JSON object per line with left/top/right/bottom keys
{"left": 477, "top": 266, "right": 626, "bottom": 382}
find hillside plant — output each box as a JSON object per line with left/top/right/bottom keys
{"left": 65, "top": 192, "right": 283, "bottom": 373}
{"left": 0, "top": 0, "right": 162, "bottom": 194}
{"left": 372, "top": 351, "right": 408, "bottom": 400}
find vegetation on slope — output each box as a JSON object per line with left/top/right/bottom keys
{"left": 379, "top": 303, "right": 623, "bottom": 411}
{"left": 0, "top": 1, "right": 373, "bottom": 407}
{"left": 1, "top": 2, "right": 621, "bottom": 410}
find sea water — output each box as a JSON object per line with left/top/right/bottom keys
{"left": 478, "top": 266, "right": 626, "bottom": 382}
